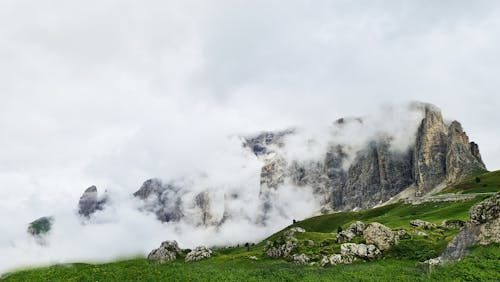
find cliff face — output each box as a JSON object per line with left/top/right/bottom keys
{"left": 414, "top": 106, "right": 486, "bottom": 195}
{"left": 248, "top": 103, "right": 486, "bottom": 215}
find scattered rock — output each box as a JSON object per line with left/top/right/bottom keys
{"left": 440, "top": 219, "right": 465, "bottom": 229}
{"left": 340, "top": 243, "right": 380, "bottom": 260}
{"left": 363, "top": 222, "right": 397, "bottom": 250}
{"left": 430, "top": 193, "right": 499, "bottom": 264}
{"left": 423, "top": 257, "right": 443, "bottom": 272}
{"left": 185, "top": 246, "right": 213, "bottom": 262}
{"left": 283, "top": 227, "right": 306, "bottom": 240}
{"left": 148, "top": 240, "right": 182, "bottom": 263}
{"left": 347, "top": 221, "right": 366, "bottom": 236}
{"left": 306, "top": 240, "right": 315, "bottom": 246}
{"left": 321, "top": 254, "right": 356, "bottom": 267}
{"left": 412, "top": 230, "right": 428, "bottom": 237}
{"left": 292, "top": 253, "right": 310, "bottom": 265}
{"left": 469, "top": 193, "right": 500, "bottom": 225}
{"left": 336, "top": 230, "right": 356, "bottom": 243}
{"left": 249, "top": 256, "right": 258, "bottom": 260}
{"left": 265, "top": 241, "right": 297, "bottom": 258}
{"left": 410, "top": 219, "right": 436, "bottom": 230}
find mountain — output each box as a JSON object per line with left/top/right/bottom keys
{"left": 72, "top": 103, "right": 486, "bottom": 226}
{"left": 250, "top": 103, "right": 485, "bottom": 218}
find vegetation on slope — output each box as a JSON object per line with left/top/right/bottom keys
{"left": 439, "top": 170, "right": 500, "bottom": 194}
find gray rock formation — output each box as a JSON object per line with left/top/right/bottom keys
{"left": 264, "top": 240, "right": 297, "bottom": 258}
{"left": 414, "top": 105, "right": 486, "bottom": 195}
{"left": 133, "top": 179, "right": 184, "bottom": 222}
{"left": 195, "top": 191, "right": 212, "bottom": 226}
{"left": 245, "top": 103, "right": 486, "bottom": 217}
{"left": 363, "top": 222, "right": 397, "bottom": 251}
{"left": 340, "top": 243, "right": 381, "bottom": 260}
{"left": 78, "top": 186, "right": 107, "bottom": 217}
{"left": 185, "top": 246, "right": 213, "bottom": 262}
{"left": 292, "top": 253, "right": 310, "bottom": 265}
{"left": 410, "top": 219, "right": 436, "bottom": 230}
{"left": 320, "top": 253, "right": 356, "bottom": 266}
{"left": 148, "top": 240, "right": 182, "bottom": 263}
{"left": 432, "top": 193, "right": 499, "bottom": 264}
{"left": 440, "top": 219, "right": 465, "bottom": 229}
{"left": 283, "top": 227, "right": 306, "bottom": 241}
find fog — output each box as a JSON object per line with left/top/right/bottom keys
{"left": 2, "top": 0, "right": 500, "bottom": 274}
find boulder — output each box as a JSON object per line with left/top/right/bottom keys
{"left": 148, "top": 240, "right": 182, "bottom": 263}
{"left": 292, "top": 253, "right": 310, "bottom": 265}
{"left": 440, "top": 219, "right": 465, "bottom": 229}
{"left": 347, "top": 221, "right": 366, "bottom": 236}
{"left": 340, "top": 243, "right": 380, "bottom": 260}
{"left": 336, "top": 230, "right": 356, "bottom": 243}
{"left": 363, "top": 222, "right": 397, "bottom": 250}
{"left": 320, "top": 254, "right": 356, "bottom": 267}
{"left": 431, "top": 193, "right": 499, "bottom": 263}
{"left": 469, "top": 193, "right": 500, "bottom": 225}
{"left": 410, "top": 219, "right": 436, "bottom": 230}
{"left": 265, "top": 241, "right": 297, "bottom": 258}
{"left": 185, "top": 246, "right": 213, "bottom": 262}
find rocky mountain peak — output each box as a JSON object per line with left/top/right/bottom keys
{"left": 78, "top": 185, "right": 107, "bottom": 217}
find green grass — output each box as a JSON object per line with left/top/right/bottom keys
{"left": 3, "top": 244, "right": 499, "bottom": 282}
{"left": 439, "top": 170, "right": 500, "bottom": 194}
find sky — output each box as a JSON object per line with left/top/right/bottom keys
{"left": 1, "top": 0, "right": 500, "bottom": 273}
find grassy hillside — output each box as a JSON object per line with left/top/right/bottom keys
{"left": 439, "top": 170, "right": 500, "bottom": 194}
{"left": 3, "top": 244, "right": 499, "bottom": 282}
{"left": 3, "top": 172, "right": 500, "bottom": 281}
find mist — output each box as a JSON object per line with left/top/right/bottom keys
{"left": 2, "top": 0, "right": 500, "bottom": 274}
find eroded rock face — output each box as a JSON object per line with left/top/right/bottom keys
{"left": 185, "top": 246, "right": 213, "bottom": 262}
{"left": 78, "top": 186, "right": 107, "bottom": 217}
{"left": 414, "top": 105, "right": 486, "bottom": 195}
{"left": 133, "top": 179, "right": 184, "bottom": 222}
{"left": 148, "top": 240, "right": 182, "bottom": 263}
{"left": 246, "top": 103, "right": 486, "bottom": 217}
{"left": 363, "top": 222, "right": 397, "bottom": 251}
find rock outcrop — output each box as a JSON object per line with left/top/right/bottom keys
{"left": 78, "top": 186, "right": 107, "bottom": 217}
{"left": 292, "top": 253, "right": 310, "bottom": 265}
{"left": 340, "top": 243, "right": 381, "bottom": 260}
{"left": 410, "top": 219, "right": 436, "bottom": 230}
{"left": 133, "top": 179, "right": 184, "bottom": 222}
{"left": 245, "top": 103, "right": 486, "bottom": 217}
{"left": 148, "top": 240, "right": 182, "bottom": 263}
{"left": 430, "top": 193, "right": 499, "bottom": 264}
{"left": 185, "top": 246, "right": 213, "bottom": 262}
{"left": 363, "top": 222, "right": 397, "bottom": 251}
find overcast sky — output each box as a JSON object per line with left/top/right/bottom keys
{"left": 1, "top": 0, "right": 500, "bottom": 217}
{"left": 1, "top": 0, "right": 500, "bottom": 272}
